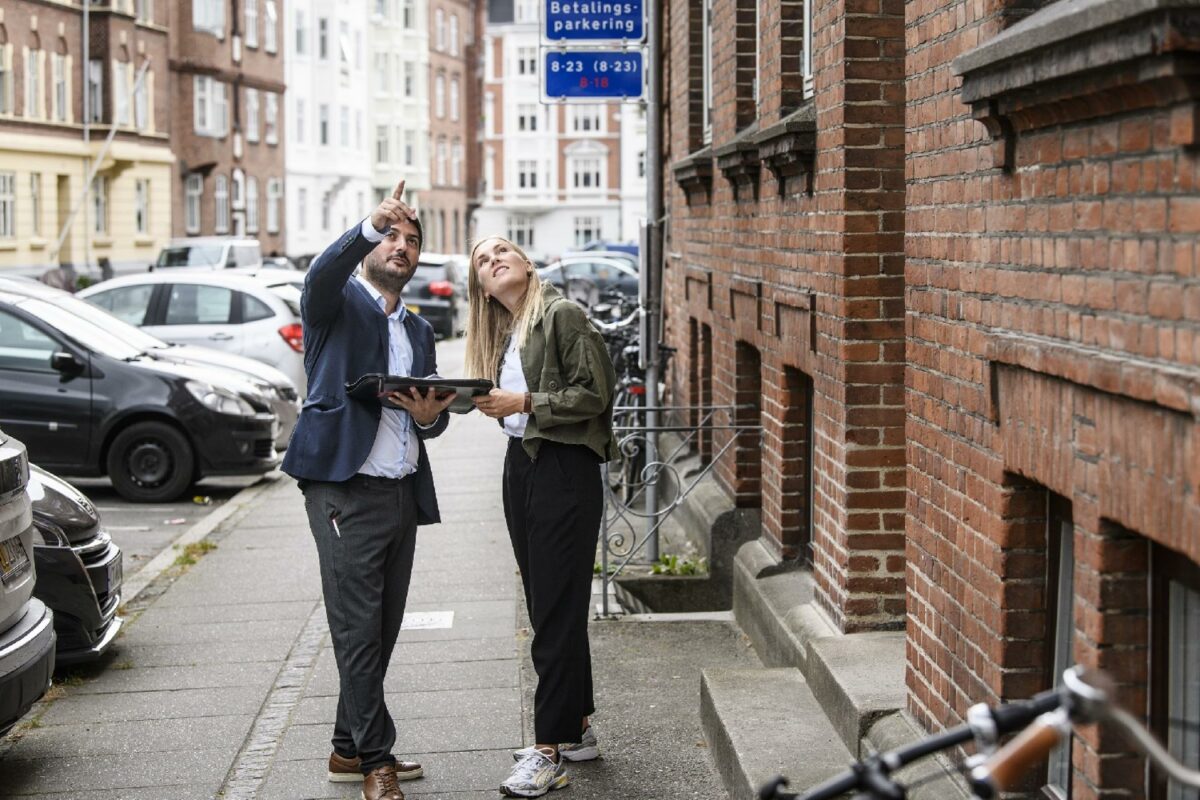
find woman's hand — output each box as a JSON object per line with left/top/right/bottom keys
{"left": 473, "top": 388, "right": 527, "bottom": 419}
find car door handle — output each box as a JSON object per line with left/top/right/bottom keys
{"left": 208, "top": 333, "right": 234, "bottom": 341}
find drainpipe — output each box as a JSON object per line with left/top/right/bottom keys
{"left": 641, "top": 0, "right": 663, "bottom": 562}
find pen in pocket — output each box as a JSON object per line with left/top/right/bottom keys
{"left": 329, "top": 515, "right": 342, "bottom": 538}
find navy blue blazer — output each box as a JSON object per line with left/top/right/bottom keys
{"left": 281, "top": 222, "right": 449, "bottom": 525}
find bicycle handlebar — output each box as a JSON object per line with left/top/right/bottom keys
{"left": 968, "top": 709, "right": 1070, "bottom": 799}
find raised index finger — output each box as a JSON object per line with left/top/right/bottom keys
{"left": 392, "top": 179, "right": 406, "bottom": 201}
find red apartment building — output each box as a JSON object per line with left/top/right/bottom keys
{"left": 423, "top": 0, "right": 475, "bottom": 253}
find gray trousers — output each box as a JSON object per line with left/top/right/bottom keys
{"left": 302, "top": 473, "right": 417, "bottom": 773}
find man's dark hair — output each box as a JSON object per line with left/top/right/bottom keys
{"left": 409, "top": 214, "right": 424, "bottom": 250}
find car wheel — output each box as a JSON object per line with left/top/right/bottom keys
{"left": 105, "top": 422, "right": 195, "bottom": 503}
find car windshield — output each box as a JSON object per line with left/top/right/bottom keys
{"left": 54, "top": 293, "right": 169, "bottom": 351}
{"left": 17, "top": 298, "right": 145, "bottom": 360}
{"left": 414, "top": 265, "right": 445, "bottom": 280}
{"left": 228, "top": 245, "right": 261, "bottom": 268}
{"left": 158, "top": 245, "right": 223, "bottom": 268}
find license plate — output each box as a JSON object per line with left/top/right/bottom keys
{"left": 108, "top": 555, "right": 123, "bottom": 592}
{"left": 0, "top": 537, "right": 29, "bottom": 587}
{"left": 406, "top": 304, "right": 421, "bottom": 314}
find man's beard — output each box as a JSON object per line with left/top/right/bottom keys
{"left": 363, "top": 252, "right": 413, "bottom": 295}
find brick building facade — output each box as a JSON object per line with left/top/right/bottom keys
{"left": 664, "top": 0, "right": 1200, "bottom": 796}
{"left": 422, "top": 0, "right": 474, "bottom": 253}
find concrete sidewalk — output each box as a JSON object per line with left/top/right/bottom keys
{"left": 0, "top": 393, "right": 757, "bottom": 799}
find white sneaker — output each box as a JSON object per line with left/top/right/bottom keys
{"left": 512, "top": 726, "right": 600, "bottom": 763}
{"left": 500, "top": 751, "right": 570, "bottom": 797}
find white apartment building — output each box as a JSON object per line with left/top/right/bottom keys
{"left": 285, "top": 0, "right": 375, "bottom": 257}
{"left": 367, "top": 0, "right": 431, "bottom": 214}
{"left": 475, "top": 1, "right": 646, "bottom": 260}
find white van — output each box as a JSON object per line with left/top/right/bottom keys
{"left": 153, "top": 238, "right": 263, "bottom": 271}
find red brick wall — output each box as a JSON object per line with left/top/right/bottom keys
{"left": 906, "top": 0, "right": 1200, "bottom": 795}
{"left": 663, "top": 0, "right": 907, "bottom": 632}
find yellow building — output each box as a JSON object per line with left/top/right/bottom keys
{"left": 0, "top": 1, "right": 173, "bottom": 279}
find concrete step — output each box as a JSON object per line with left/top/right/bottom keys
{"left": 701, "top": 667, "right": 854, "bottom": 800}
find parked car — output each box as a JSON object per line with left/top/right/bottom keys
{"left": 0, "top": 285, "right": 279, "bottom": 502}
{"left": 0, "top": 278, "right": 299, "bottom": 448}
{"left": 0, "top": 429, "right": 55, "bottom": 736}
{"left": 77, "top": 272, "right": 307, "bottom": 397}
{"left": 402, "top": 253, "right": 468, "bottom": 338}
{"left": 537, "top": 256, "right": 640, "bottom": 306}
{"left": 575, "top": 240, "right": 639, "bottom": 258}
{"left": 28, "top": 465, "right": 122, "bottom": 665}
{"left": 152, "top": 238, "right": 263, "bottom": 271}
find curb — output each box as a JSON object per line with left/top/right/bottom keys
{"left": 121, "top": 473, "right": 286, "bottom": 604}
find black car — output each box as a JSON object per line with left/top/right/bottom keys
{"left": 0, "top": 287, "right": 279, "bottom": 503}
{"left": 28, "top": 465, "right": 122, "bottom": 666}
{"left": 0, "top": 429, "right": 55, "bottom": 736}
{"left": 401, "top": 254, "right": 468, "bottom": 338}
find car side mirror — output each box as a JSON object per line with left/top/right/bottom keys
{"left": 50, "top": 351, "right": 85, "bottom": 375}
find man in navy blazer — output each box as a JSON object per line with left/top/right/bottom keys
{"left": 283, "top": 180, "right": 454, "bottom": 800}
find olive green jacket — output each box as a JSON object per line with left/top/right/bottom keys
{"left": 503, "top": 283, "right": 619, "bottom": 462}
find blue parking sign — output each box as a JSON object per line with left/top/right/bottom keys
{"left": 544, "top": 1, "right": 645, "bottom": 43}
{"left": 543, "top": 51, "right": 644, "bottom": 100}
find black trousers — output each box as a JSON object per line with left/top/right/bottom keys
{"left": 302, "top": 473, "right": 418, "bottom": 773}
{"left": 503, "top": 438, "right": 603, "bottom": 744}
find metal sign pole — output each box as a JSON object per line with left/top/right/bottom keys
{"left": 641, "top": 0, "right": 662, "bottom": 562}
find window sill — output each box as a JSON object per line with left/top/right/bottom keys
{"left": 0, "top": 240, "right": 17, "bottom": 252}
{"left": 952, "top": 0, "right": 1200, "bottom": 169}
{"left": 714, "top": 122, "right": 761, "bottom": 200}
{"left": 755, "top": 101, "right": 817, "bottom": 196}
{"left": 28, "top": 238, "right": 47, "bottom": 250}
{"left": 134, "top": 235, "right": 155, "bottom": 247}
{"left": 671, "top": 146, "right": 714, "bottom": 205}
{"left": 93, "top": 237, "right": 113, "bottom": 248}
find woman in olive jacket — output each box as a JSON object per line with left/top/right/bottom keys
{"left": 465, "top": 235, "right": 618, "bottom": 798}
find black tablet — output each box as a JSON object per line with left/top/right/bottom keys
{"left": 345, "top": 374, "right": 493, "bottom": 414}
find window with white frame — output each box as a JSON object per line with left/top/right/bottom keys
{"left": 506, "top": 215, "right": 534, "bottom": 248}
{"left": 29, "top": 173, "right": 41, "bottom": 236}
{"left": 338, "top": 21, "right": 351, "bottom": 74}
{"left": 404, "top": 62, "right": 415, "bottom": 97}
{"left": 517, "top": 104, "right": 538, "bottom": 132}
{"left": 321, "top": 192, "right": 331, "bottom": 230}
{"left": 338, "top": 104, "right": 350, "bottom": 146}
{"left": 374, "top": 52, "right": 389, "bottom": 95}
{"left": 294, "top": 97, "right": 305, "bottom": 143}
{"left": 52, "top": 54, "right": 66, "bottom": 122}
{"left": 515, "top": 0, "right": 537, "bottom": 22}
{"left": 637, "top": 150, "right": 646, "bottom": 178}
{"left": 135, "top": 178, "right": 150, "bottom": 235}
{"left": 435, "top": 73, "right": 445, "bottom": 118}
{"left": 193, "top": 0, "right": 225, "bottom": 36}
{"left": 0, "top": 173, "right": 13, "bottom": 238}
{"left": 571, "top": 157, "right": 602, "bottom": 190}
{"left": 265, "top": 93, "right": 277, "bottom": 143}
{"left": 297, "top": 187, "right": 308, "bottom": 228}
{"left": 245, "top": 0, "right": 258, "bottom": 47}
{"left": 135, "top": 68, "right": 149, "bottom": 129}
{"left": 185, "top": 174, "right": 202, "bottom": 233}
{"left": 517, "top": 46, "right": 536, "bottom": 76}
{"left": 267, "top": 178, "right": 281, "bottom": 233}
{"left": 0, "top": 46, "right": 13, "bottom": 115}
{"left": 403, "top": 0, "right": 415, "bottom": 28}
{"left": 86, "top": 59, "right": 102, "bottom": 121}
{"left": 574, "top": 216, "right": 602, "bottom": 248}
{"left": 802, "top": 0, "right": 814, "bottom": 98}
{"left": 356, "top": 110, "right": 363, "bottom": 148}
{"left": 214, "top": 175, "right": 229, "bottom": 233}
{"left": 113, "top": 60, "right": 132, "bottom": 126}
{"left": 452, "top": 141, "right": 462, "bottom": 186}
{"left": 450, "top": 77, "right": 459, "bottom": 121}
{"left": 570, "top": 105, "right": 602, "bottom": 133}
{"left": 295, "top": 9, "right": 308, "bottom": 55}
{"left": 319, "top": 103, "right": 329, "bottom": 144}
{"left": 375, "top": 0, "right": 386, "bottom": 17}
{"left": 318, "top": 17, "right": 329, "bottom": 59}
{"left": 135, "top": 0, "right": 153, "bottom": 24}
{"left": 517, "top": 159, "right": 537, "bottom": 190}
{"left": 435, "top": 8, "right": 445, "bottom": 51}
{"left": 245, "top": 88, "right": 259, "bottom": 142}
{"left": 405, "top": 133, "right": 414, "bottom": 166}
{"left": 437, "top": 138, "right": 447, "bottom": 185}
{"left": 702, "top": 0, "right": 713, "bottom": 142}
{"left": 264, "top": 1, "right": 278, "bottom": 52}
{"left": 91, "top": 176, "right": 109, "bottom": 235}
{"left": 25, "top": 49, "right": 41, "bottom": 119}
{"left": 246, "top": 177, "right": 259, "bottom": 233}
{"left": 376, "top": 125, "right": 389, "bottom": 164}
{"left": 450, "top": 15, "right": 459, "bottom": 56}
{"left": 193, "top": 76, "right": 227, "bottom": 136}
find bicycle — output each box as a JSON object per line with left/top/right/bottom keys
{"left": 759, "top": 665, "right": 1200, "bottom": 800}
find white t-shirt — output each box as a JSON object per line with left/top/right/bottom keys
{"left": 499, "top": 337, "right": 529, "bottom": 439}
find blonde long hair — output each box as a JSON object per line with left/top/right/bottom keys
{"left": 463, "top": 236, "right": 545, "bottom": 380}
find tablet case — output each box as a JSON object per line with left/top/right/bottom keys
{"left": 345, "top": 374, "right": 494, "bottom": 414}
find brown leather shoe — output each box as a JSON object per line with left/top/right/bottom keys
{"left": 363, "top": 764, "right": 405, "bottom": 800}
{"left": 328, "top": 753, "right": 424, "bottom": 784}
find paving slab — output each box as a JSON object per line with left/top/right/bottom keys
{"left": 2, "top": 714, "right": 254, "bottom": 758}
{"left": 35, "top": 685, "right": 267, "bottom": 726}
{"left": 1, "top": 749, "right": 231, "bottom": 794}
{"left": 65, "top": 661, "right": 281, "bottom": 694}
{"left": 290, "top": 686, "right": 521, "bottom": 726}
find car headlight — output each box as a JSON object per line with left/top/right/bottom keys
{"left": 186, "top": 380, "right": 256, "bottom": 417}
{"left": 31, "top": 521, "right": 68, "bottom": 547}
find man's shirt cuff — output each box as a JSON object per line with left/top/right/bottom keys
{"left": 361, "top": 217, "right": 388, "bottom": 243}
